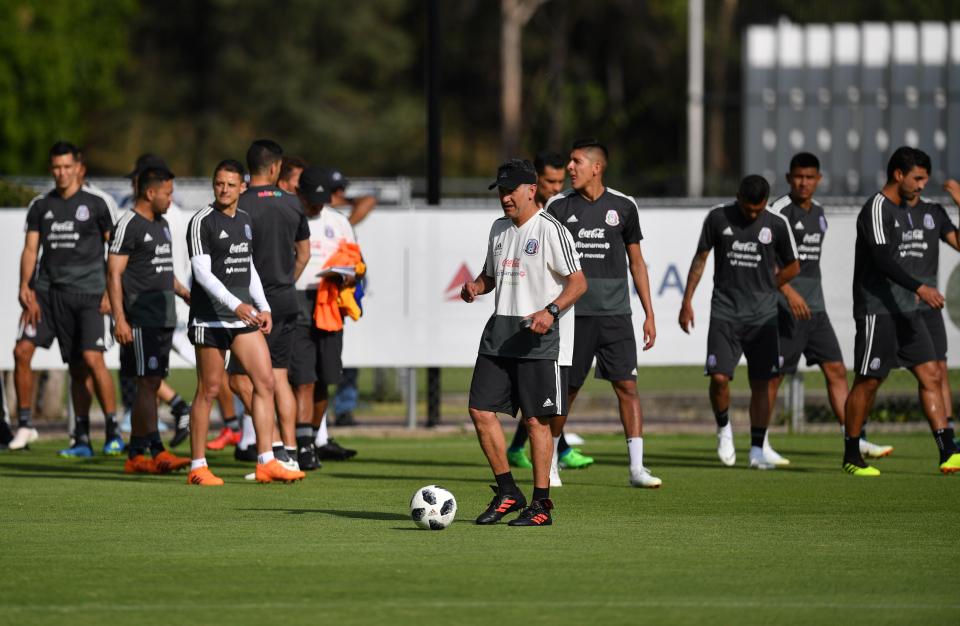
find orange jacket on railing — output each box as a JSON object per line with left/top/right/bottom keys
{"left": 313, "top": 241, "right": 365, "bottom": 331}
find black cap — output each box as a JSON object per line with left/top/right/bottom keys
{"left": 127, "top": 153, "right": 171, "bottom": 179}
{"left": 488, "top": 159, "right": 537, "bottom": 190}
{"left": 328, "top": 168, "right": 349, "bottom": 190}
{"left": 297, "top": 166, "right": 334, "bottom": 205}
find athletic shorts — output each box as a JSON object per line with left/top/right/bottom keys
{"left": 568, "top": 315, "right": 637, "bottom": 388}
{"left": 705, "top": 317, "right": 780, "bottom": 381}
{"left": 288, "top": 324, "right": 343, "bottom": 387}
{"left": 778, "top": 308, "right": 844, "bottom": 374}
{"left": 469, "top": 353, "right": 567, "bottom": 419}
{"left": 16, "top": 288, "right": 55, "bottom": 349}
{"left": 48, "top": 289, "right": 111, "bottom": 363}
{"left": 855, "top": 313, "right": 935, "bottom": 379}
{"left": 188, "top": 323, "right": 258, "bottom": 351}
{"left": 119, "top": 327, "right": 173, "bottom": 378}
{"left": 918, "top": 308, "right": 947, "bottom": 362}
{"left": 226, "top": 314, "right": 298, "bottom": 373}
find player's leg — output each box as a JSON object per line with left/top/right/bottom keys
{"left": 763, "top": 308, "right": 800, "bottom": 466}
{"left": 138, "top": 329, "right": 188, "bottom": 473}
{"left": 290, "top": 322, "right": 320, "bottom": 470}
{"left": 168, "top": 326, "right": 195, "bottom": 447}
{"left": 842, "top": 315, "right": 891, "bottom": 475}
{"left": 470, "top": 355, "right": 526, "bottom": 524}
{"left": 506, "top": 421, "right": 532, "bottom": 469}
{"left": 8, "top": 339, "right": 38, "bottom": 449}
{"left": 213, "top": 364, "right": 247, "bottom": 450}
{"left": 706, "top": 318, "right": 739, "bottom": 466}
{"left": 312, "top": 329, "right": 355, "bottom": 460}
{"left": 742, "top": 321, "right": 783, "bottom": 470}
{"left": 904, "top": 341, "right": 958, "bottom": 473}
{"left": 548, "top": 316, "right": 599, "bottom": 477}
{"left": 74, "top": 296, "right": 121, "bottom": 454}
{"left": 188, "top": 341, "right": 227, "bottom": 485}
{"left": 231, "top": 329, "right": 303, "bottom": 483}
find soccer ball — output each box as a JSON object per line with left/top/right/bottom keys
{"left": 409, "top": 485, "right": 457, "bottom": 530}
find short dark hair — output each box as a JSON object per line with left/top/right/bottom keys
{"left": 136, "top": 167, "right": 174, "bottom": 200}
{"left": 534, "top": 150, "right": 566, "bottom": 175}
{"left": 571, "top": 138, "right": 609, "bottom": 162}
{"left": 789, "top": 152, "right": 820, "bottom": 171}
{"left": 49, "top": 141, "right": 81, "bottom": 162}
{"left": 738, "top": 174, "right": 770, "bottom": 205}
{"left": 279, "top": 156, "right": 307, "bottom": 183}
{"left": 246, "top": 139, "right": 283, "bottom": 175}
{"left": 887, "top": 146, "right": 930, "bottom": 181}
{"left": 213, "top": 159, "right": 246, "bottom": 180}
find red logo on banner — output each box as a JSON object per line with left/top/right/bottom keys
{"left": 445, "top": 263, "right": 475, "bottom": 301}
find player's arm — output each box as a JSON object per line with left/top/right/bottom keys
{"left": 679, "top": 249, "right": 709, "bottom": 334}
{"left": 107, "top": 254, "right": 133, "bottom": 344}
{"left": 18, "top": 231, "right": 41, "bottom": 324}
{"left": 173, "top": 278, "right": 190, "bottom": 304}
{"left": 346, "top": 195, "right": 376, "bottom": 226}
{"left": 626, "top": 242, "right": 656, "bottom": 350}
{"left": 99, "top": 215, "right": 113, "bottom": 314}
{"left": 945, "top": 229, "right": 960, "bottom": 252}
{"left": 461, "top": 271, "right": 495, "bottom": 302}
{"left": 775, "top": 259, "right": 800, "bottom": 286}
{"left": 866, "top": 209, "right": 942, "bottom": 308}
{"left": 778, "top": 280, "right": 810, "bottom": 321}
{"left": 293, "top": 239, "right": 310, "bottom": 281}
{"left": 248, "top": 262, "right": 272, "bottom": 334}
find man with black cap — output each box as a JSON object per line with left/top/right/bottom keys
{"left": 290, "top": 166, "right": 359, "bottom": 469}
{"left": 462, "top": 159, "right": 585, "bottom": 527}
{"left": 107, "top": 165, "right": 192, "bottom": 474}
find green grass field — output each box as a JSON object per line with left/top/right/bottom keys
{"left": 1, "top": 433, "right": 957, "bottom": 625}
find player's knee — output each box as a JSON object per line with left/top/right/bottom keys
{"left": 138, "top": 376, "right": 162, "bottom": 393}
{"left": 13, "top": 340, "right": 33, "bottom": 363}
{"left": 199, "top": 378, "right": 222, "bottom": 401}
{"left": 254, "top": 373, "right": 276, "bottom": 397}
{"left": 709, "top": 373, "right": 729, "bottom": 389}
{"left": 81, "top": 350, "right": 105, "bottom": 371}
{"left": 612, "top": 379, "right": 637, "bottom": 399}
{"left": 468, "top": 407, "right": 494, "bottom": 425}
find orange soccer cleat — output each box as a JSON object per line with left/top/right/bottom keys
{"left": 255, "top": 459, "right": 306, "bottom": 483}
{"left": 124, "top": 454, "right": 156, "bottom": 474}
{"left": 206, "top": 427, "right": 241, "bottom": 451}
{"left": 153, "top": 450, "right": 191, "bottom": 473}
{"left": 186, "top": 466, "right": 224, "bottom": 486}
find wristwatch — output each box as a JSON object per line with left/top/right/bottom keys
{"left": 545, "top": 303, "right": 560, "bottom": 319}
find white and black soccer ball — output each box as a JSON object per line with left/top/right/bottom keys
{"left": 409, "top": 485, "right": 457, "bottom": 530}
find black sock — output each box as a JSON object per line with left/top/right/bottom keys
{"left": 750, "top": 427, "right": 766, "bottom": 448}
{"left": 532, "top": 486, "right": 550, "bottom": 502}
{"left": 147, "top": 431, "right": 165, "bottom": 457}
{"left": 104, "top": 412, "right": 119, "bottom": 440}
{"left": 0, "top": 420, "right": 13, "bottom": 443}
{"left": 494, "top": 471, "right": 519, "bottom": 495}
{"left": 169, "top": 395, "right": 188, "bottom": 417}
{"left": 128, "top": 435, "right": 147, "bottom": 459}
{"left": 273, "top": 444, "right": 290, "bottom": 462}
{"left": 224, "top": 416, "right": 239, "bottom": 433}
{"left": 558, "top": 433, "right": 570, "bottom": 455}
{"left": 296, "top": 423, "right": 314, "bottom": 446}
{"left": 284, "top": 446, "right": 297, "bottom": 461}
{"left": 714, "top": 409, "right": 729, "bottom": 428}
{"left": 18, "top": 408, "right": 32, "bottom": 429}
{"left": 933, "top": 428, "right": 958, "bottom": 463}
{"left": 74, "top": 415, "right": 91, "bottom": 445}
{"left": 509, "top": 422, "right": 528, "bottom": 450}
{"left": 844, "top": 435, "right": 865, "bottom": 467}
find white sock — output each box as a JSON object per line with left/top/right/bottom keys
{"left": 315, "top": 413, "right": 329, "bottom": 447}
{"left": 190, "top": 458, "right": 207, "bottom": 471}
{"left": 257, "top": 451, "right": 275, "bottom": 465}
{"left": 750, "top": 445, "right": 763, "bottom": 455}
{"left": 948, "top": 418, "right": 956, "bottom": 431}
{"left": 239, "top": 414, "right": 256, "bottom": 449}
{"left": 762, "top": 431, "right": 771, "bottom": 449}
{"left": 552, "top": 436, "right": 560, "bottom": 467}
{"left": 627, "top": 437, "right": 644, "bottom": 468}
{"left": 271, "top": 440, "right": 283, "bottom": 449}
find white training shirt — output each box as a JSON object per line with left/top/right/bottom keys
{"left": 296, "top": 206, "right": 357, "bottom": 291}
{"left": 479, "top": 209, "right": 580, "bottom": 365}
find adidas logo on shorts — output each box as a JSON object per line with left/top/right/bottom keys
{"left": 542, "top": 398, "right": 554, "bottom": 408}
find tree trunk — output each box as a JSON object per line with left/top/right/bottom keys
{"left": 706, "top": 0, "right": 737, "bottom": 184}
{"left": 501, "top": 0, "right": 547, "bottom": 158}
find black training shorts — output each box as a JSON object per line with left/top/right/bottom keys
{"left": 705, "top": 316, "right": 781, "bottom": 381}
{"left": 287, "top": 324, "right": 343, "bottom": 387}
{"left": 48, "top": 289, "right": 111, "bottom": 363}
{"left": 469, "top": 353, "right": 567, "bottom": 419}
{"left": 226, "top": 314, "right": 299, "bottom": 373}
{"left": 188, "top": 323, "right": 258, "bottom": 351}
{"left": 854, "top": 312, "right": 935, "bottom": 379}
{"left": 16, "top": 288, "right": 55, "bottom": 349}
{"left": 568, "top": 314, "right": 637, "bottom": 389}
{"left": 918, "top": 308, "right": 947, "bottom": 362}
{"left": 778, "top": 308, "right": 844, "bottom": 374}
{"left": 119, "top": 327, "right": 173, "bottom": 378}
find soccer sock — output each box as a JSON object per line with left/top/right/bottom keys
{"left": 223, "top": 416, "right": 239, "bottom": 433}
{"left": 714, "top": 408, "right": 729, "bottom": 429}
{"left": 933, "top": 428, "right": 958, "bottom": 463}
{"left": 296, "top": 423, "right": 314, "bottom": 447}
{"left": 947, "top": 418, "right": 956, "bottom": 431}
{"left": 128, "top": 435, "right": 148, "bottom": 459}
{"left": 532, "top": 486, "right": 550, "bottom": 502}
{"left": 272, "top": 442, "right": 290, "bottom": 462}
{"left": 508, "top": 422, "right": 529, "bottom": 451}
{"left": 147, "top": 431, "right": 165, "bottom": 457}
{"left": 17, "top": 407, "right": 32, "bottom": 429}
{"left": 552, "top": 436, "right": 561, "bottom": 467}
{"left": 844, "top": 435, "right": 865, "bottom": 466}
{"left": 315, "top": 415, "right": 329, "bottom": 447}
{"left": 169, "top": 395, "right": 188, "bottom": 417}
{"left": 558, "top": 433, "right": 570, "bottom": 455}
{"left": 257, "top": 451, "right": 275, "bottom": 465}
{"left": 190, "top": 458, "right": 207, "bottom": 470}
{"left": 104, "top": 412, "right": 119, "bottom": 440}
{"left": 750, "top": 427, "right": 766, "bottom": 450}
{"left": 74, "top": 415, "right": 91, "bottom": 445}
{"left": 627, "top": 437, "right": 644, "bottom": 468}
{"left": 494, "top": 471, "right": 520, "bottom": 495}
{"left": 238, "top": 414, "right": 255, "bottom": 449}
{"left": 284, "top": 446, "right": 297, "bottom": 461}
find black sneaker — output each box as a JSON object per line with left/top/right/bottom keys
{"left": 334, "top": 412, "right": 357, "bottom": 427}
{"left": 475, "top": 485, "right": 526, "bottom": 525}
{"left": 507, "top": 499, "right": 553, "bottom": 526}
{"left": 233, "top": 445, "right": 257, "bottom": 462}
{"left": 316, "top": 438, "right": 357, "bottom": 461}
{"left": 0, "top": 421, "right": 13, "bottom": 448}
{"left": 297, "top": 440, "right": 321, "bottom": 471}
{"left": 169, "top": 413, "right": 190, "bottom": 448}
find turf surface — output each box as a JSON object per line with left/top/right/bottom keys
{"left": 1, "top": 433, "right": 957, "bottom": 625}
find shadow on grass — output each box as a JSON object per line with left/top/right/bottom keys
{"left": 323, "top": 472, "right": 492, "bottom": 484}
{"left": 239, "top": 507, "right": 409, "bottom": 521}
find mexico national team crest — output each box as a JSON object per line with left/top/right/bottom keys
{"left": 819, "top": 215, "right": 828, "bottom": 232}
{"left": 758, "top": 226, "right": 772, "bottom": 244}
{"left": 524, "top": 238, "right": 539, "bottom": 255}
{"left": 923, "top": 213, "right": 935, "bottom": 230}
{"left": 605, "top": 209, "right": 620, "bottom": 226}
{"left": 75, "top": 204, "right": 90, "bottom": 221}
{"left": 325, "top": 226, "right": 335, "bottom": 239}
{"left": 244, "top": 224, "right": 253, "bottom": 240}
